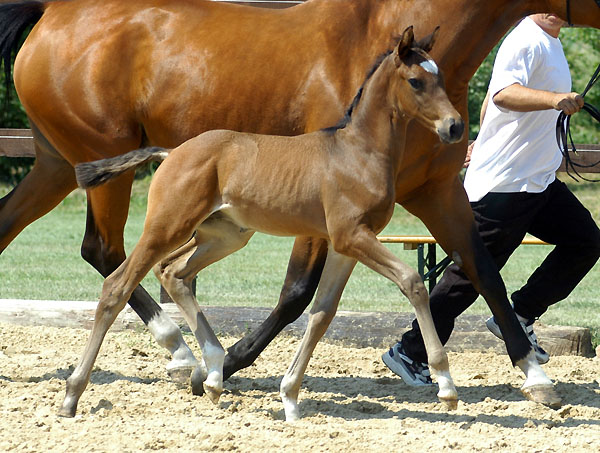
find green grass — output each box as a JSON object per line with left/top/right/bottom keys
{"left": 1, "top": 175, "right": 600, "bottom": 346}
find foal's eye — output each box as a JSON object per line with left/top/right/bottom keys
{"left": 408, "top": 78, "right": 423, "bottom": 90}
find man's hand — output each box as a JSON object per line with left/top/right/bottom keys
{"left": 464, "top": 141, "right": 475, "bottom": 168}
{"left": 553, "top": 92, "right": 584, "bottom": 115}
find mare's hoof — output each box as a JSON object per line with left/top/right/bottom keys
{"left": 439, "top": 397, "right": 458, "bottom": 411}
{"left": 167, "top": 366, "right": 195, "bottom": 385}
{"left": 204, "top": 384, "right": 222, "bottom": 405}
{"left": 521, "top": 384, "right": 562, "bottom": 409}
{"left": 191, "top": 366, "right": 208, "bottom": 396}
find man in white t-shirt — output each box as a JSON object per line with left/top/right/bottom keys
{"left": 382, "top": 14, "right": 600, "bottom": 386}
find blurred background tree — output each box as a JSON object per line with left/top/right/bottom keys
{"left": 0, "top": 46, "right": 34, "bottom": 184}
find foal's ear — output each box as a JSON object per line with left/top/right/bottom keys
{"left": 395, "top": 26, "right": 414, "bottom": 63}
{"left": 416, "top": 26, "right": 440, "bottom": 53}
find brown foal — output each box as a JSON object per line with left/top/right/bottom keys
{"left": 66, "top": 28, "right": 463, "bottom": 420}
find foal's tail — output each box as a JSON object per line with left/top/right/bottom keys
{"left": 75, "top": 147, "right": 169, "bottom": 189}
{"left": 0, "top": 1, "right": 45, "bottom": 99}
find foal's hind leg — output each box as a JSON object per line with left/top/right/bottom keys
{"left": 279, "top": 246, "right": 356, "bottom": 421}
{"left": 331, "top": 226, "right": 458, "bottom": 407}
{"left": 60, "top": 197, "right": 208, "bottom": 416}
{"left": 83, "top": 173, "right": 198, "bottom": 379}
{"left": 59, "top": 238, "right": 185, "bottom": 416}
{"left": 156, "top": 215, "right": 254, "bottom": 401}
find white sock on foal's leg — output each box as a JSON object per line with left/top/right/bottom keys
{"left": 201, "top": 342, "right": 226, "bottom": 404}
{"left": 147, "top": 312, "right": 199, "bottom": 379}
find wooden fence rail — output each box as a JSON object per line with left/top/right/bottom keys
{"left": 2, "top": 128, "right": 599, "bottom": 172}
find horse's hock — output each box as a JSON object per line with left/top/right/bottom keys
{"left": 0, "top": 300, "right": 594, "bottom": 358}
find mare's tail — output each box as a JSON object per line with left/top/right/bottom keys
{"left": 0, "top": 1, "right": 45, "bottom": 98}
{"left": 75, "top": 147, "right": 169, "bottom": 189}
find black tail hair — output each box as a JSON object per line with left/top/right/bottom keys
{"left": 75, "top": 147, "right": 168, "bottom": 189}
{"left": 0, "top": 1, "right": 45, "bottom": 105}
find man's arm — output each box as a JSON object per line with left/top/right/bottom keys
{"left": 493, "top": 83, "right": 584, "bottom": 114}
{"left": 480, "top": 90, "right": 490, "bottom": 128}
{"left": 464, "top": 91, "right": 491, "bottom": 168}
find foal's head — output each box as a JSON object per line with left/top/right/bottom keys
{"left": 388, "top": 26, "right": 464, "bottom": 144}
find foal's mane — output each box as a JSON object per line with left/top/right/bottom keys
{"left": 321, "top": 50, "right": 392, "bottom": 134}
{"left": 321, "top": 37, "right": 428, "bottom": 135}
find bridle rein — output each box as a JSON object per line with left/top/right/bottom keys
{"left": 557, "top": 0, "right": 600, "bottom": 181}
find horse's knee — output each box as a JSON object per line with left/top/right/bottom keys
{"left": 400, "top": 270, "right": 428, "bottom": 307}
{"left": 96, "top": 286, "right": 128, "bottom": 325}
{"left": 99, "top": 273, "right": 128, "bottom": 306}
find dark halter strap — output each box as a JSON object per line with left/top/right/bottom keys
{"left": 566, "top": 0, "right": 600, "bottom": 26}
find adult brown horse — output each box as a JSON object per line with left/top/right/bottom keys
{"left": 1, "top": 0, "right": 599, "bottom": 407}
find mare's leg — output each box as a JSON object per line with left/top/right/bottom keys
{"left": 60, "top": 186, "right": 211, "bottom": 417}
{"left": 402, "top": 177, "right": 558, "bottom": 406}
{"left": 279, "top": 246, "right": 356, "bottom": 421}
{"left": 0, "top": 124, "right": 77, "bottom": 253}
{"left": 222, "top": 236, "right": 328, "bottom": 379}
{"left": 82, "top": 168, "right": 197, "bottom": 377}
{"left": 155, "top": 214, "right": 255, "bottom": 400}
{"left": 330, "top": 226, "right": 457, "bottom": 407}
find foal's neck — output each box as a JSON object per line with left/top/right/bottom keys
{"left": 337, "top": 57, "right": 408, "bottom": 172}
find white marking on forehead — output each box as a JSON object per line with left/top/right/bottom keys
{"left": 420, "top": 59, "right": 439, "bottom": 75}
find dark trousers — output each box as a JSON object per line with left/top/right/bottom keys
{"left": 402, "top": 179, "right": 600, "bottom": 364}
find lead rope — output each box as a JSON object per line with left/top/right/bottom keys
{"left": 555, "top": 62, "right": 600, "bottom": 181}
{"left": 558, "top": 0, "right": 600, "bottom": 181}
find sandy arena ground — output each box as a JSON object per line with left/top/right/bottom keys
{"left": 1, "top": 322, "right": 599, "bottom": 452}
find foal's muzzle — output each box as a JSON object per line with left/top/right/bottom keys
{"left": 437, "top": 117, "right": 465, "bottom": 144}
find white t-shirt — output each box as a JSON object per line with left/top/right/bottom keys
{"left": 464, "top": 17, "right": 572, "bottom": 202}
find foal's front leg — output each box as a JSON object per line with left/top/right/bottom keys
{"left": 403, "top": 178, "right": 558, "bottom": 407}
{"left": 279, "top": 247, "right": 356, "bottom": 421}
{"left": 331, "top": 226, "right": 458, "bottom": 407}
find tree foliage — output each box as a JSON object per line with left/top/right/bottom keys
{"left": 0, "top": 59, "right": 33, "bottom": 184}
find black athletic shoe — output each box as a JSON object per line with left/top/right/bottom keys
{"left": 486, "top": 315, "right": 550, "bottom": 364}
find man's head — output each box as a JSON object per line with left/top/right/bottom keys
{"left": 530, "top": 13, "right": 567, "bottom": 37}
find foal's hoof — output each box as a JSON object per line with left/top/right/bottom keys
{"left": 167, "top": 366, "right": 195, "bottom": 385}
{"left": 521, "top": 384, "right": 562, "bottom": 409}
{"left": 191, "top": 366, "right": 208, "bottom": 396}
{"left": 58, "top": 404, "right": 76, "bottom": 418}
